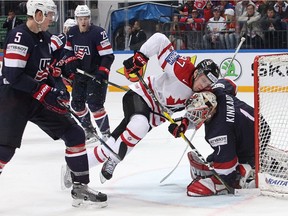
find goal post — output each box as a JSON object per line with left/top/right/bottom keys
{"left": 253, "top": 53, "right": 288, "bottom": 198}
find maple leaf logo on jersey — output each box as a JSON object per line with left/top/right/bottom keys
{"left": 166, "top": 95, "right": 186, "bottom": 105}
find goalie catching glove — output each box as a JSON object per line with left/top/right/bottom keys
{"left": 123, "top": 51, "right": 149, "bottom": 80}
{"left": 32, "top": 84, "right": 70, "bottom": 114}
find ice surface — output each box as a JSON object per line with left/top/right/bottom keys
{"left": 1, "top": 92, "right": 287, "bottom": 216}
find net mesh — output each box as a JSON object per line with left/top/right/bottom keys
{"left": 255, "top": 54, "right": 288, "bottom": 198}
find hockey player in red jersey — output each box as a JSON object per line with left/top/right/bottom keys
{"left": 63, "top": 5, "right": 115, "bottom": 142}
{"left": 0, "top": 0, "right": 106, "bottom": 207}
{"left": 82, "top": 32, "right": 220, "bottom": 184}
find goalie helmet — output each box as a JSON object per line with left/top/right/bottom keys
{"left": 26, "top": 0, "right": 58, "bottom": 22}
{"left": 185, "top": 91, "right": 217, "bottom": 128}
{"left": 196, "top": 59, "right": 220, "bottom": 85}
{"left": 74, "top": 5, "right": 91, "bottom": 17}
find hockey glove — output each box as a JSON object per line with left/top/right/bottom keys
{"left": 32, "top": 84, "right": 70, "bottom": 114}
{"left": 168, "top": 118, "right": 189, "bottom": 138}
{"left": 123, "top": 51, "right": 149, "bottom": 80}
{"left": 94, "top": 66, "right": 109, "bottom": 84}
{"left": 64, "top": 56, "right": 79, "bottom": 75}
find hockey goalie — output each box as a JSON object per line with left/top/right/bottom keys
{"left": 169, "top": 78, "right": 271, "bottom": 196}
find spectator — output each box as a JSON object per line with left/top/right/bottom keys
{"left": 203, "top": 1, "right": 214, "bottom": 22}
{"left": 257, "top": 0, "right": 274, "bottom": 16}
{"left": 128, "top": 20, "right": 147, "bottom": 51}
{"left": 114, "top": 25, "right": 131, "bottom": 51}
{"left": 260, "top": 7, "right": 283, "bottom": 49}
{"left": 224, "top": 8, "right": 238, "bottom": 49}
{"left": 2, "top": 9, "right": 23, "bottom": 38}
{"left": 203, "top": 6, "right": 226, "bottom": 49}
{"left": 177, "top": 0, "right": 195, "bottom": 18}
{"left": 238, "top": 1, "right": 264, "bottom": 49}
{"left": 155, "top": 23, "right": 162, "bottom": 33}
{"left": 274, "top": 0, "right": 288, "bottom": 29}
{"left": 181, "top": 9, "right": 205, "bottom": 49}
{"left": 168, "top": 15, "right": 186, "bottom": 50}
{"left": 235, "top": 0, "right": 252, "bottom": 18}
{"left": 219, "top": 0, "right": 235, "bottom": 15}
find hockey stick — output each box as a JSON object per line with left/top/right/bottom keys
{"left": 62, "top": 103, "right": 122, "bottom": 161}
{"left": 160, "top": 129, "right": 196, "bottom": 183}
{"left": 134, "top": 72, "right": 235, "bottom": 194}
{"left": 76, "top": 68, "right": 129, "bottom": 92}
{"left": 222, "top": 37, "right": 245, "bottom": 78}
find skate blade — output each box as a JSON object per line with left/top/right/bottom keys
{"left": 61, "top": 165, "right": 72, "bottom": 190}
{"left": 72, "top": 199, "right": 108, "bottom": 208}
{"left": 99, "top": 172, "right": 107, "bottom": 184}
{"left": 85, "top": 137, "right": 99, "bottom": 146}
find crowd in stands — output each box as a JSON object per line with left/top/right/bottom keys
{"left": 114, "top": 0, "right": 288, "bottom": 50}
{"left": 165, "top": 0, "right": 288, "bottom": 50}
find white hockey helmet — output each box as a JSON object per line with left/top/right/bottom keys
{"left": 63, "top": 18, "right": 77, "bottom": 33}
{"left": 64, "top": 18, "right": 77, "bottom": 28}
{"left": 185, "top": 91, "right": 217, "bottom": 127}
{"left": 74, "top": 5, "right": 91, "bottom": 18}
{"left": 26, "top": 0, "right": 58, "bottom": 22}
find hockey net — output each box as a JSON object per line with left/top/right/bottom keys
{"left": 254, "top": 53, "right": 288, "bottom": 198}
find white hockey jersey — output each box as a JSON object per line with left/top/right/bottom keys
{"left": 129, "top": 33, "right": 196, "bottom": 127}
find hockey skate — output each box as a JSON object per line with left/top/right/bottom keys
{"left": 71, "top": 183, "right": 107, "bottom": 208}
{"left": 100, "top": 157, "right": 119, "bottom": 184}
{"left": 61, "top": 164, "right": 72, "bottom": 190}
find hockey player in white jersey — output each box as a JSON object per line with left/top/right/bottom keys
{"left": 96, "top": 32, "right": 220, "bottom": 183}
{"left": 62, "top": 32, "right": 220, "bottom": 187}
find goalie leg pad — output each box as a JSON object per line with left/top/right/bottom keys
{"left": 237, "top": 164, "right": 255, "bottom": 189}
{"left": 188, "top": 151, "right": 213, "bottom": 179}
{"left": 187, "top": 176, "right": 228, "bottom": 197}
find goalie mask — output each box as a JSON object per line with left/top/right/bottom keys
{"left": 196, "top": 59, "right": 220, "bottom": 85}
{"left": 185, "top": 91, "right": 217, "bottom": 128}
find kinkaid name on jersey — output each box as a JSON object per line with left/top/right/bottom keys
{"left": 208, "top": 135, "right": 228, "bottom": 147}
{"left": 6, "top": 43, "right": 28, "bottom": 56}
{"left": 226, "top": 95, "right": 235, "bottom": 123}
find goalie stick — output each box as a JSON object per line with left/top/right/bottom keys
{"left": 134, "top": 72, "right": 237, "bottom": 194}
{"left": 76, "top": 68, "right": 129, "bottom": 92}
{"left": 61, "top": 103, "right": 122, "bottom": 161}
{"left": 160, "top": 129, "right": 197, "bottom": 183}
